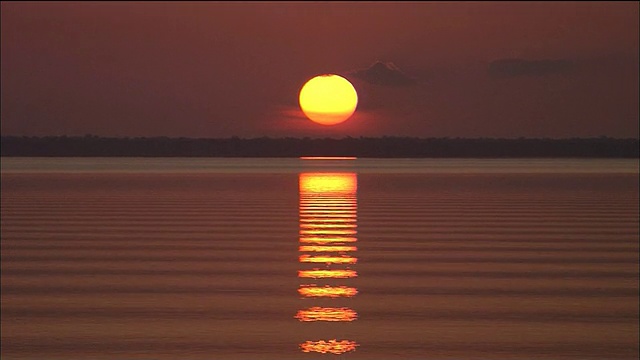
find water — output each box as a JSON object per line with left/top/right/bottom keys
{"left": 1, "top": 158, "right": 638, "bottom": 359}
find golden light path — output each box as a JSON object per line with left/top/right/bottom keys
{"left": 298, "top": 269, "right": 357, "bottom": 279}
{"left": 299, "top": 223, "right": 357, "bottom": 229}
{"left": 298, "top": 245, "right": 357, "bottom": 252}
{"left": 299, "top": 236, "right": 357, "bottom": 244}
{"left": 299, "top": 156, "right": 357, "bottom": 160}
{"left": 299, "top": 173, "right": 357, "bottom": 193}
{"left": 298, "top": 285, "right": 358, "bottom": 298}
{"left": 299, "top": 229, "right": 358, "bottom": 236}
{"left": 298, "top": 75, "right": 358, "bottom": 126}
{"left": 297, "top": 172, "right": 359, "bottom": 354}
{"left": 299, "top": 254, "right": 358, "bottom": 265}
{"left": 296, "top": 307, "right": 358, "bottom": 322}
{"left": 300, "top": 340, "right": 359, "bottom": 355}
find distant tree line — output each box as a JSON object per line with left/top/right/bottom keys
{"left": 1, "top": 135, "right": 638, "bottom": 158}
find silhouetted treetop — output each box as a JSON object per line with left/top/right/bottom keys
{"left": 1, "top": 136, "right": 637, "bottom": 158}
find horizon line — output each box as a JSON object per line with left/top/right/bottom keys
{"left": 2, "top": 135, "right": 638, "bottom": 140}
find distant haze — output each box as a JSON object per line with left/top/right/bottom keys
{"left": 1, "top": 2, "right": 638, "bottom": 138}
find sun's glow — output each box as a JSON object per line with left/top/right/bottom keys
{"left": 299, "top": 74, "right": 358, "bottom": 126}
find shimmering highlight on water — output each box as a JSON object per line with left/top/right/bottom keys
{"left": 1, "top": 158, "right": 638, "bottom": 359}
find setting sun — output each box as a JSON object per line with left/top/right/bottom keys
{"left": 299, "top": 75, "right": 358, "bottom": 125}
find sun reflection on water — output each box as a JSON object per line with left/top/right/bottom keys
{"left": 300, "top": 339, "right": 359, "bottom": 354}
{"left": 298, "top": 269, "right": 357, "bottom": 279}
{"left": 299, "top": 173, "right": 357, "bottom": 194}
{"left": 298, "top": 172, "right": 359, "bottom": 353}
{"left": 299, "top": 245, "right": 357, "bottom": 252}
{"left": 295, "top": 307, "right": 358, "bottom": 322}
{"left": 298, "top": 285, "right": 358, "bottom": 298}
{"left": 299, "top": 236, "right": 357, "bottom": 244}
{"left": 299, "top": 254, "right": 358, "bottom": 265}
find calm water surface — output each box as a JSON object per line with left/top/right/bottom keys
{"left": 1, "top": 158, "right": 638, "bottom": 359}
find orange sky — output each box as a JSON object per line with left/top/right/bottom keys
{"left": 1, "top": 1, "right": 638, "bottom": 138}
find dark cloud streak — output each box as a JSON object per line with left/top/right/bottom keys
{"left": 488, "top": 58, "right": 575, "bottom": 78}
{"left": 349, "top": 61, "right": 416, "bottom": 86}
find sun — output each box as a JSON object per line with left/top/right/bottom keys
{"left": 299, "top": 74, "right": 358, "bottom": 126}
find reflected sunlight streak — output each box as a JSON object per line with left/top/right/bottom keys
{"left": 299, "top": 173, "right": 357, "bottom": 194}
{"left": 299, "top": 157, "right": 357, "bottom": 160}
{"left": 299, "top": 236, "right": 357, "bottom": 244}
{"left": 299, "top": 245, "right": 357, "bottom": 252}
{"left": 300, "top": 339, "right": 359, "bottom": 354}
{"left": 298, "top": 269, "right": 357, "bottom": 279}
{"left": 299, "top": 218, "right": 356, "bottom": 223}
{"left": 298, "top": 285, "right": 358, "bottom": 298}
{"left": 299, "top": 223, "right": 357, "bottom": 229}
{"left": 298, "top": 172, "right": 358, "bottom": 353}
{"left": 299, "top": 254, "right": 358, "bottom": 264}
{"left": 295, "top": 307, "right": 358, "bottom": 322}
{"left": 300, "top": 229, "right": 357, "bottom": 235}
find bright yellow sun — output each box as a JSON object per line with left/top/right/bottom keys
{"left": 299, "top": 74, "right": 358, "bottom": 126}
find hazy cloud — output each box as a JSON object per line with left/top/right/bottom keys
{"left": 349, "top": 61, "right": 416, "bottom": 86}
{"left": 489, "top": 58, "right": 574, "bottom": 78}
